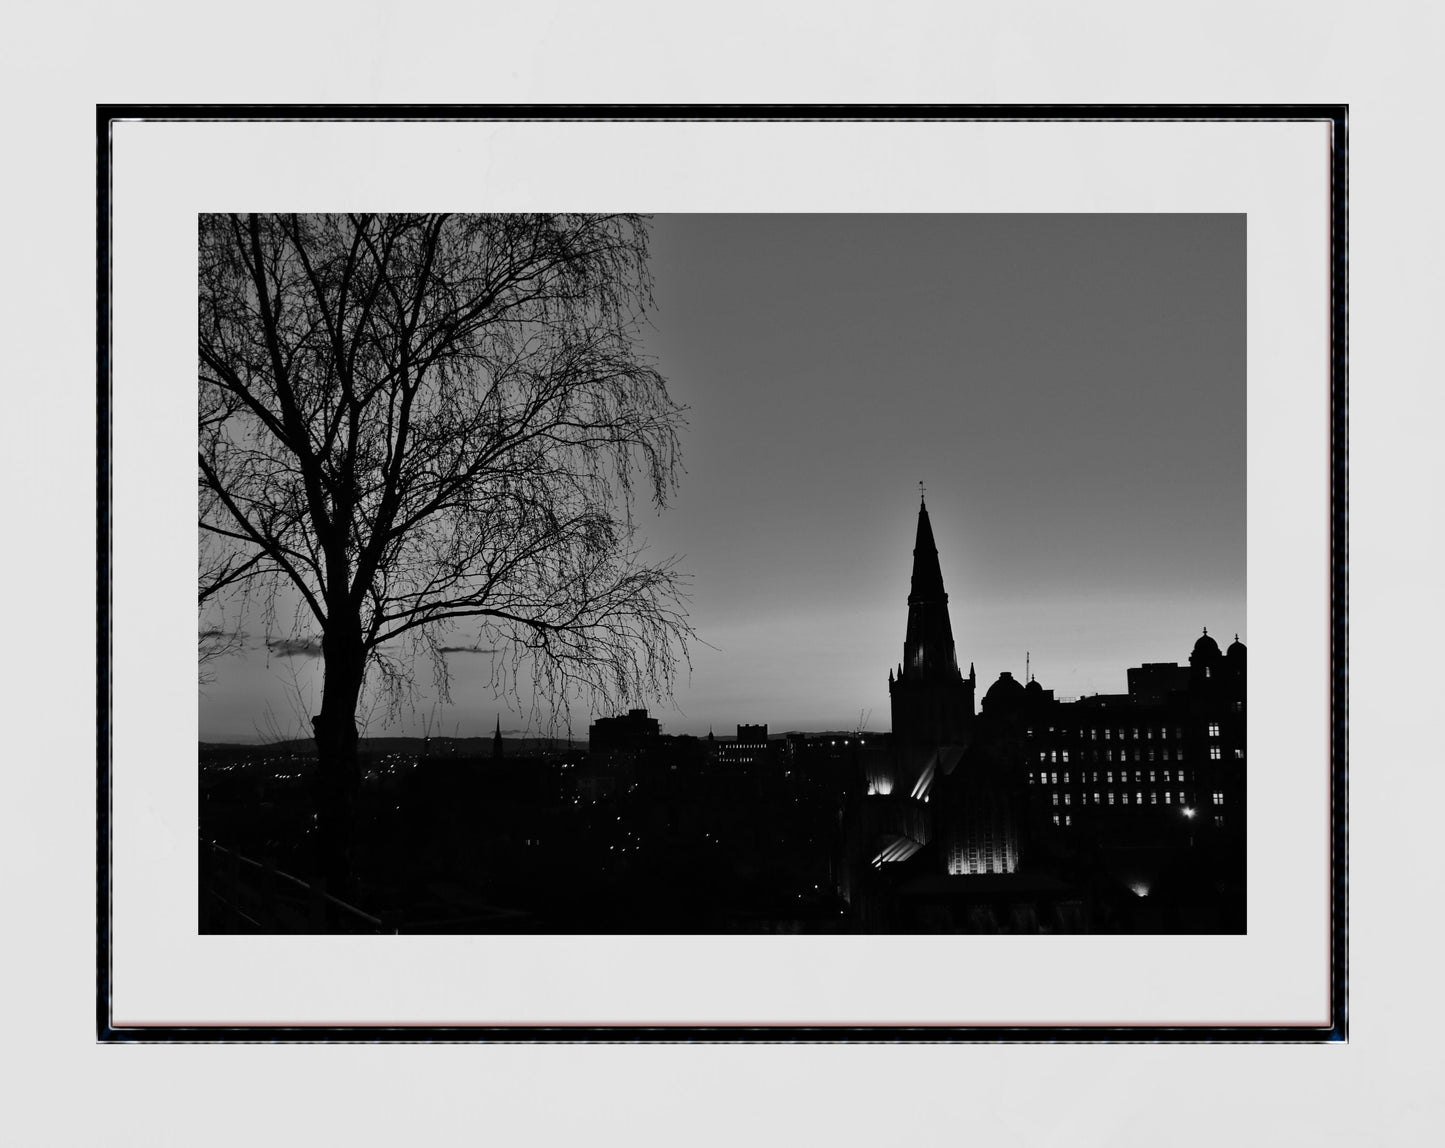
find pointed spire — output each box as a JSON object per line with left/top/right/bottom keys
{"left": 900, "top": 493, "right": 960, "bottom": 681}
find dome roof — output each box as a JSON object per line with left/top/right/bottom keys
{"left": 984, "top": 671, "right": 1026, "bottom": 705}
{"left": 1226, "top": 634, "right": 1246, "bottom": 658}
{"left": 1025, "top": 677, "right": 1044, "bottom": 694}
{"left": 1192, "top": 629, "right": 1221, "bottom": 658}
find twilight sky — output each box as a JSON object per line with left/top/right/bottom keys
{"left": 200, "top": 214, "right": 1244, "bottom": 742}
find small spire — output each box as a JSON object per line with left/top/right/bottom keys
{"left": 919, "top": 479, "right": 926, "bottom": 505}
{"left": 1202, "top": 626, "right": 1208, "bottom": 635}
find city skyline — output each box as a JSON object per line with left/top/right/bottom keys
{"left": 200, "top": 213, "right": 1245, "bottom": 742}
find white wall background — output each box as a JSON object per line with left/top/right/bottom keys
{"left": 3, "top": 2, "right": 1439, "bottom": 1144}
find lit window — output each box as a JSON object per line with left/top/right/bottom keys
{"left": 1149, "top": 771, "right": 1156, "bottom": 783}
{"left": 1064, "top": 793, "right": 1071, "bottom": 805}
{"left": 1091, "top": 729, "right": 1097, "bottom": 740}
{"left": 1148, "top": 748, "right": 1156, "bottom": 761}
{"left": 1151, "top": 792, "right": 1158, "bottom": 804}
{"left": 1052, "top": 772, "right": 1058, "bottom": 784}
{"left": 1053, "top": 814, "right": 1060, "bottom": 826}
{"left": 1136, "top": 791, "right": 1143, "bottom": 804}
{"left": 1062, "top": 751, "right": 1070, "bottom": 763}
{"left": 1205, "top": 666, "right": 1211, "bottom": 678}
{"left": 1122, "top": 793, "right": 1129, "bottom": 805}
{"left": 1026, "top": 728, "right": 1034, "bottom": 738}
{"left": 1039, "top": 751, "right": 1047, "bottom": 763}
{"left": 1208, "top": 722, "right": 1220, "bottom": 737}
{"left": 1214, "top": 815, "right": 1224, "bottom": 827}
{"left": 1213, "top": 791, "right": 1225, "bottom": 805}
{"left": 1210, "top": 746, "right": 1222, "bottom": 760}
{"left": 1052, "top": 793, "right": 1059, "bottom": 806}
{"left": 1132, "top": 728, "right": 1140, "bottom": 740}
{"left": 1234, "top": 748, "right": 1245, "bottom": 759}
{"left": 1106, "top": 771, "right": 1113, "bottom": 783}
{"left": 1108, "top": 793, "right": 1115, "bottom": 805}
{"left": 1104, "top": 729, "right": 1111, "bottom": 740}
{"left": 1161, "top": 727, "right": 1168, "bottom": 740}
{"left": 1106, "top": 749, "right": 1113, "bottom": 762}
{"left": 1165, "top": 791, "right": 1172, "bottom": 804}
{"left": 1094, "top": 792, "right": 1100, "bottom": 805}
{"left": 1232, "top": 701, "right": 1243, "bottom": 713}
{"left": 1163, "top": 748, "right": 1171, "bottom": 761}
{"left": 1051, "top": 751, "right": 1058, "bottom": 763}
{"left": 1064, "top": 772, "right": 1070, "bottom": 784}
{"left": 1065, "top": 815, "right": 1072, "bottom": 826}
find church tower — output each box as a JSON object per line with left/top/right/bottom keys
{"left": 493, "top": 715, "right": 504, "bottom": 760}
{"left": 888, "top": 493, "right": 975, "bottom": 748}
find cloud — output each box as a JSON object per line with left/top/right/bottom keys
{"left": 438, "top": 645, "right": 502, "bottom": 655}
{"left": 266, "top": 636, "right": 323, "bottom": 658}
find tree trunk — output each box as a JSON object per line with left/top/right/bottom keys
{"left": 312, "top": 623, "right": 366, "bottom": 897}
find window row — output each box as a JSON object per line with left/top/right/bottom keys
{"left": 1032, "top": 769, "right": 1189, "bottom": 785}
{"left": 1052, "top": 790, "right": 1193, "bottom": 807}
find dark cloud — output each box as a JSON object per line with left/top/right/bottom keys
{"left": 438, "top": 645, "right": 502, "bottom": 655}
{"left": 266, "top": 636, "right": 323, "bottom": 658}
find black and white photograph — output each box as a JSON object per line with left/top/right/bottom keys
{"left": 197, "top": 212, "right": 1247, "bottom": 937}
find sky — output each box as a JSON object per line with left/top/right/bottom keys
{"left": 200, "top": 214, "right": 1245, "bottom": 742}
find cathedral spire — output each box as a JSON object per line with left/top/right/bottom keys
{"left": 900, "top": 495, "right": 959, "bottom": 681}
{"left": 889, "top": 492, "right": 973, "bottom": 749}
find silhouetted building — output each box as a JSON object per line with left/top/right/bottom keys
{"left": 589, "top": 708, "right": 661, "bottom": 755}
{"left": 493, "top": 715, "right": 504, "bottom": 760}
{"left": 840, "top": 495, "right": 1246, "bottom": 931}
{"left": 718, "top": 723, "right": 772, "bottom": 769}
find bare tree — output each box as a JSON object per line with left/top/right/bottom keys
{"left": 198, "top": 213, "right": 691, "bottom": 876}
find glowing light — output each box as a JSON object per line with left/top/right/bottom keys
{"left": 1130, "top": 882, "right": 1150, "bottom": 898}
{"left": 1183, "top": 807, "right": 1196, "bottom": 819}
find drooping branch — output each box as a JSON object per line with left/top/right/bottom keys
{"left": 199, "top": 213, "right": 692, "bottom": 726}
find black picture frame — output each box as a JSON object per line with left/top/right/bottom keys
{"left": 97, "top": 104, "right": 1347, "bottom": 1043}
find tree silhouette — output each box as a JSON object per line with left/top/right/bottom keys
{"left": 199, "top": 213, "right": 691, "bottom": 880}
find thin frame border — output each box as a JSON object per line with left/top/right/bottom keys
{"left": 96, "top": 103, "right": 1347, "bottom": 1043}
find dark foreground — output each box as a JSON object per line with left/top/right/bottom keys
{"left": 199, "top": 741, "right": 1244, "bottom": 935}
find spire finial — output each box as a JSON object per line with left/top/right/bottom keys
{"left": 919, "top": 479, "right": 926, "bottom": 505}
{"left": 1202, "top": 626, "right": 1208, "bottom": 635}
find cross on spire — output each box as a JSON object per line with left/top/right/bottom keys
{"left": 919, "top": 479, "right": 926, "bottom": 504}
